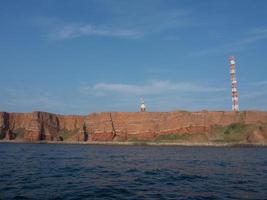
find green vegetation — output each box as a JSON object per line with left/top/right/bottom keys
{"left": 0, "top": 130, "right": 5, "bottom": 139}
{"left": 211, "top": 123, "right": 248, "bottom": 142}
{"left": 127, "top": 137, "right": 151, "bottom": 145}
{"left": 128, "top": 137, "right": 148, "bottom": 143}
{"left": 224, "top": 123, "right": 246, "bottom": 135}
{"left": 13, "top": 128, "right": 26, "bottom": 139}
{"left": 153, "top": 123, "right": 251, "bottom": 143}
{"left": 132, "top": 141, "right": 148, "bottom": 145}
{"left": 58, "top": 128, "right": 79, "bottom": 141}
{"left": 155, "top": 132, "right": 209, "bottom": 143}
{"left": 128, "top": 133, "right": 204, "bottom": 143}
{"left": 155, "top": 133, "right": 190, "bottom": 141}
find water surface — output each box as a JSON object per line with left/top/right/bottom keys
{"left": 0, "top": 143, "right": 267, "bottom": 199}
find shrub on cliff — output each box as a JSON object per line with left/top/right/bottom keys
{"left": 58, "top": 128, "right": 79, "bottom": 141}
{"left": 0, "top": 130, "right": 5, "bottom": 139}
{"left": 224, "top": 123, "right": 246, "bottom": 135}
{"left": 211, "top": 123, "right": 247, "bottom": 142}
{"left": 12, "top": 128, "right": 26, "bottom": 140}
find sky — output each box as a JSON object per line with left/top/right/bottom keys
{"left": 1, "top": 0, "right": 267, "bottom": 114}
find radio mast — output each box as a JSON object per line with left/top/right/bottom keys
{"left": 229, "top": 56, "right": 239, "bottom": 111}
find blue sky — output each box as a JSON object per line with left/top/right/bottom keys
{"left": 1, "top": 0, "right": 267, "bottom": 114}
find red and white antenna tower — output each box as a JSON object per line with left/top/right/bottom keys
{"left": 229, "top": 56, "right": 239, "bottom": 111}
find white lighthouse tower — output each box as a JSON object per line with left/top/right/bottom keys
{"left": 140, "top": 98, "right": 146, "bottom": 112}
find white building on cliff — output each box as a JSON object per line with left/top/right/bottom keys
{"left": 140, "top": 98, "right": 146, "bottom": 112}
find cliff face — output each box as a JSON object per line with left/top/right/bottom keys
{"left": 0, "top": 112, "right": 59, "bottom": 141}
{"left": 1, "top": 111, "right": 267, "bottom": 144}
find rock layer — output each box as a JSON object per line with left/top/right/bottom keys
{"left": 1, "top": 111, "right": 267, "bottom": 144}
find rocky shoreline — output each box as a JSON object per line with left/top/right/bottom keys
{"left": 1, "top": 138, "right": 267, "bottom": 147}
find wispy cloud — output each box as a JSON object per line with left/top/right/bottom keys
{"left": 0, "top": 82, "right": 228, "bottom": 113}
{"left": 232, "top": 28, "right": 267, "bottom": 46}
{"left": 194, "top": 27, "right": 267, "bottom": 56}
{"left": 250, "top": 80, "right": 267, "bottom": 86}
{"left": 78, "top": 80, "right": 228, "bottom": 111}
{"left": 37, "top": 4, "right": 190, "bottom": 40}
{"left": 1, "top": 87, "right": 66, "bottom": 112}
{"left": 82, "top": 80, "right": 226, "bottom": 96}
{"left": 51, "top": 23, "right": 143, "bottom": 40}
{"left": 239, "top": 91, "right": 267, "bottom": 99}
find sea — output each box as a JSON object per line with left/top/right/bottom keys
{"left": 0, "top": 143, "right": 267, "bottom": 200}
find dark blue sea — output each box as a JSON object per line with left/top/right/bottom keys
{"left": 0, "top": 143, "right": 267, "bottom": 200}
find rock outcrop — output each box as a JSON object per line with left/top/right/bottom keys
{"left": 1, "top": 111, "right": 267, "bottom": 144}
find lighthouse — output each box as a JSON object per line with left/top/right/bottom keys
{"left": 140, "top": 98, "right": 146, "bottom": 112}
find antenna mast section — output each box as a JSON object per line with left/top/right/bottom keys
{"left": 229, "top": 56, "right": 239, "bottom": 111}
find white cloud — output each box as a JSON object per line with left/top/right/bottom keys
{"left": 82, "top": 80, "right": 226, "bottom": 96}
{"left": 52, "top": 23, "right": 143, "bottom": 40}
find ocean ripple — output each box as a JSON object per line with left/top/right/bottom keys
{"left": 0, "top": 144, "right": 267, "bottom": 199}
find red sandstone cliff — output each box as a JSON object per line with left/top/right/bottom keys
{"left": 1, "top": 111, "right": 267, "bottom": 144}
